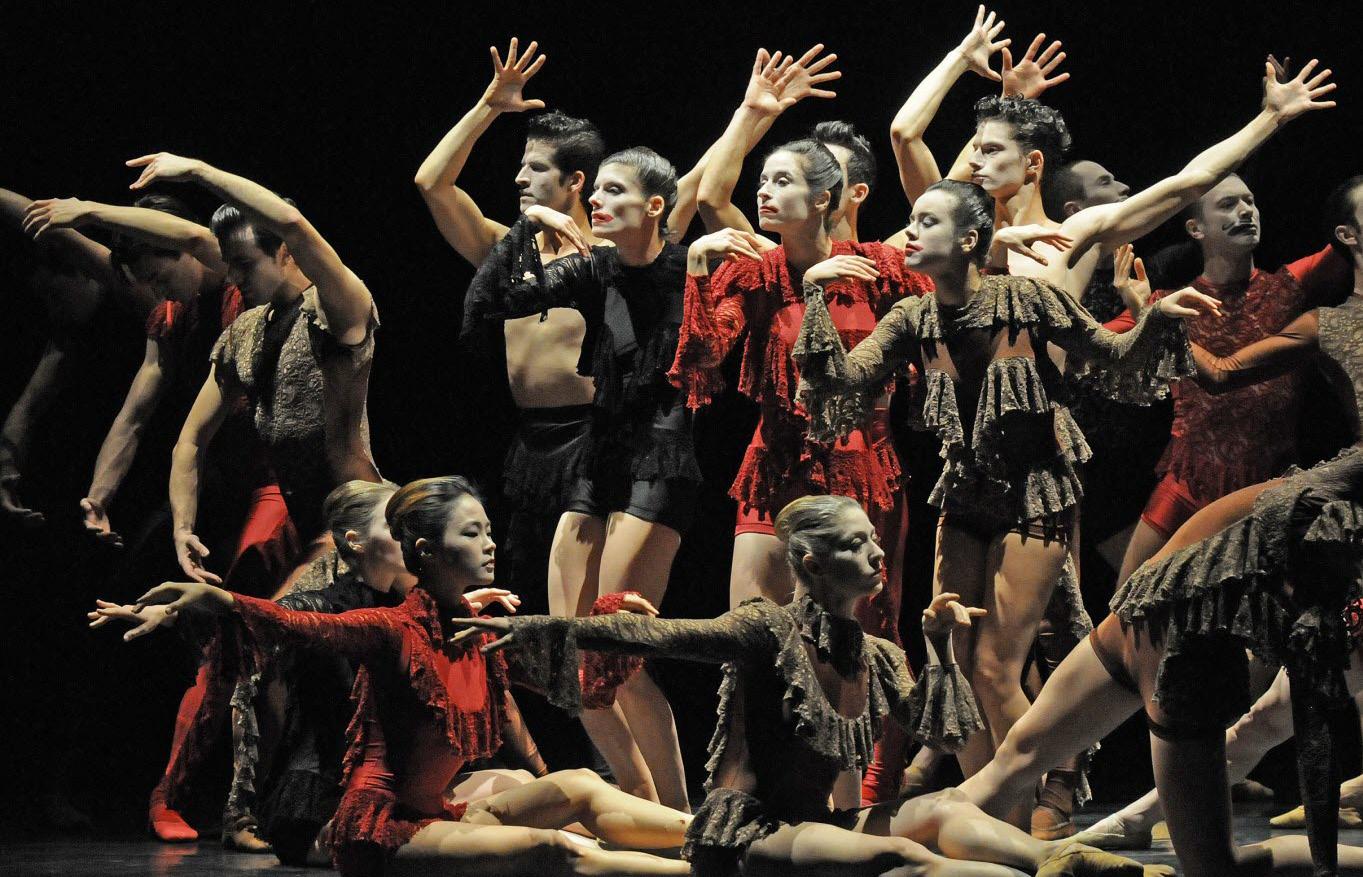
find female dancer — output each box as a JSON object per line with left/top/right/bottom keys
{"left": 957, "top": 174, "right": 1363, "bottom": 875}
{"left": 93, "top": 476, "right": 694, "bottom": 876}
{"left": 792, "top": 180, "right": 1209, "bottom": 789}
{"left": 453, "top": 494, "right": 1164, "bottom": 877}
{"left": 463, "top": 147, "right": 695, "bottom": 810}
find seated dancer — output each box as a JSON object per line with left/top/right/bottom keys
{"left": 463, "top": 146, "right": 699, "bottom": 810}
{"left": 93, "top": 476, "right": 695, "bottom": 876}
{"left": 453, "top": 494, "right": 1167, "bottom": 877}
{"left": 792, "top": 182, "right": 1210, "bottom": 798}
{"left": 958, "top": 173, "right": 1363, "bottom": 875}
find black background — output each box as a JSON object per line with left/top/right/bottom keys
{"left": 2, "top": 0, "right": 1360, "bottom": 833}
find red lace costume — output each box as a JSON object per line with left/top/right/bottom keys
{"left": 225, "top": 587, "right": 508, "bottom": 875}
{"left": 668, "top": 241, "right": 932, "bottom": 643}
{"left": 1110, "top": 247, "right": 1348, "bottom": 536}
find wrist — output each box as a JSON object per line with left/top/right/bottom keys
{"left": 686, "top": 248, "right": 711, "bottom": 276}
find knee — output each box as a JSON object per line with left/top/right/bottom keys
{"left": 554, "top": 768, "right": 607, "bottom": 804}
{"left": 971, "top": 654, "right": 1020, "bottom": 699}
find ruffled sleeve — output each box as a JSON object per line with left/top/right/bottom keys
{"left": 794, "top": 285, "right": 925, "bottom": 443}
{"left": 230, "top": 593, "right": 404, "bottom": 672}
{"left": 667, "top": 259, "right": 757, "bottom": 409}
{"left": 460, "top": 214, "right": 597, "bottom": 338}
{"left": 508, "top": 598, "right": 780, "bottom": 713}
{"left": 866, "top": 638, "right": 983, "bottom": 752}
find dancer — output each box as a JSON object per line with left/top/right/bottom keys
{"left": 463, "top": 146, "right": 696, "bottom": 811}
{"left": 115, "top": 152, "right": 382, "bottom": 574}
{"left": 92, "top": 476, "right": 693, "bottom": 876}
{"left": 792, "top": 181, "right": 1210, "bottom": 790}
{"left": 453, "top": 494, "right": 1166, "bottom": 877}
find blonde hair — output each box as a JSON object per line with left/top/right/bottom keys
{"left": 384, "top": 476, "right": 483, "bottom": 575}
{"left": 773, "top": 494, "right": 860, "bottom": 585}
{"left": 322, "top": 479, "right": 398, "bottom": 563}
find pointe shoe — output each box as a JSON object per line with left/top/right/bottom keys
{"left": 222, "top": 823, "right": 273, "bottom": 853}
{"left": 1071, "top": 815, "right": 1153, "bottom": 851}
{"left": 1268, "top": 805, "right": 1363, "bottom": 829}
{"left": 148, "top": 799, "right": 198, "bottom": 843}
{"left": 1032, "top": 769, "right": 1079, "bottom": 840}
{"left": 1035, "top": 841, "right": 1165, "bottom": 876}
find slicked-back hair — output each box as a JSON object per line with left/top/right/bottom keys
{"left": 323, "top": 479, "right": 399, "bottom": 564}
{"left": 973, "top": 95, "right": 1073, "bottom": 177}
{"left": 775, "top": 495, "right": 861, "bottom": 586}
{"left": 1325, "top": 175, "right": 1363, "bottom": 258}
{"left": 385, "top": 476, "right": 485, "bottom": 576}
{"left": 1041, "top": 160, "right": 1087, "bottom": 219}
{"left": 601, "top": 146, "right": 678, "bottom": 237}
{"left": 766, "top": 138, "right": 845, "bottom": 230}
{"left": 109, "top": 193, "right": 202, "bottom": 270}
{"left": 925, "top": 179, "right": 994, "bottom": 265}
{"left": 210, "top": 199, "right": 295, "bottom": 258}
{"left": 812, "top": 120, "right": 877, "bottom": 193}
{"left": 526, "top": 111, "right": 606, "bottom": 197}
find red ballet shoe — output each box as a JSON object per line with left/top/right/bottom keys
{"left": 149, "top": 788, "right": 198, "bottom": 843}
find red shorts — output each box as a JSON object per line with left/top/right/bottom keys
{"left": 1140, "top": 473, "right": 1207, "bottom": 540}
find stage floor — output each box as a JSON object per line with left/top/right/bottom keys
{"left": 6, "top": 810, "right": 1363, "bottom": 875}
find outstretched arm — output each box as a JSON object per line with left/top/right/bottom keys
{"left": 414, "top": 37, "right": 546, "bottom": 266}
{"left": 169, "top": 369, "right": 232, "bottom": 584}
{"left": 696, "top": 45, "right": 840, "bottom": 235}
{"left": 1192, "top": 309, "right": 1320, "bottom": 393}
{"left": 1059, "top": 59, "right": 1337, "bottom": 260}
{"left": 127, "top": 154, "right": 374, "bottom": 345}
{"left": 0, "top": 188, "right": 131, "bottom": 299}
{"left": 24, "top": 198, "right": 226, "bottom": 274}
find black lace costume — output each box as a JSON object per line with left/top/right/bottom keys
{"left": 505, "top": 594, "right": 981, "bottom": 875}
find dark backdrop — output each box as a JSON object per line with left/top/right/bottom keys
{"left": 2, "top": 0, "right": 1360, "bottom": 832}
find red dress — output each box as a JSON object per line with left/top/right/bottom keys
{"left": 669, "top": 241, "right": 930, "bottom": 641}
{"left": 229, "top": 588, "right": 508, "bottom": 875}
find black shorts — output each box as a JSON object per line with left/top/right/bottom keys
{"left": 564, "top": 466, "right": 699, "bottom": 534}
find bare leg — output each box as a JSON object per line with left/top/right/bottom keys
{"left": 596, "top": 513, "right": 689, "bottom": 813}
{"left": 730, "top": 532, "right": 793, "bottom": 607}
{"left": 395, "top": 822, "right": 688, "bottom": 877}
{"left": 745, "top": 820, "right": 1026, "bottom": 876}
{"left": 933, "top": 520, "right": 992, "bottom": 777}
{"left": 1114, "top": 519, "right": 1169, "bottom": 589}
{"left": 960, "top": 639, "right": 1142, "bottom": 820}
{"left": 549, "top": 513, "right": 658, "bottom": 803}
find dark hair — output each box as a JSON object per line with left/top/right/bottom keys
{"left": 109, "top": 193, "right": 201, "bottom": 269}
{"left": 210, "top": 198, "right": 296, "bottom": 258}
{"left": 1325, "top": 175, "right": 1363, "bottom": 258}
{"left": 601, "top": 146, "right": 679, "bottom": 237}
{"left": 973, "top": 95, "right": 1073, "bottom": 178}
{"left": 1041, "top": 160, "right": 1087, "bottom": 220}
{"left": 385, "top": 476, "right": 485, "bottom": 575}
{"left": 766, "top": 138, "right": 845, "bottom": 230}
{"left": 924, "top": 179, "right": 994, "bottom": 264}
{"left": 1179, "top": 172, "right": 1248, "bottom": 227}
{"left": 526, "top": 111, "right": 606, "bottom": 197}
{"left": 812, "top": 120, "right": 876, "bottom": 194}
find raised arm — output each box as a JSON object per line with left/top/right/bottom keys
{"left": 1058, "top": 60, "right": 1337, "bottom": 260}
{"left": 24, "top": 198, "right": 226, "bottom": 274}
{"left": 80, "top": 339, "right": 168, "bottom": 547}
{"left": 696, "top": 45, "right": 840, "bottom": 235}
{"left": 414, "top": 37, "right": 546, "bottom": 265}
{"left": 1192, "top": 309, "right": 1320, "bottom": 393}
{"left": 127, "top": 154, "right": 374, "bottom": 345}
{"left": 0, "top": 188, "right": 130, "bottom": 298}
{"left": 170, "top": 368, "right": 233, "bottom": 584}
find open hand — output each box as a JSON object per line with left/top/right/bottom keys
{"left": 1001, "top": 33, "right": 1069, "bottom": 99}
{"left": 690, "top": 228, "right": 765, "bottom": 265}
{"left": 921, "top": 591, "right": 987, "bottom": 639}
{"left": 615, "top": 593, "right": 660, "bottom": 616}
{"left": 990, "top": 224, "right": 1073, "bottom": 266}
{"left": 126, "top": 153, "right": 201, "bottom": 190}
{"left": 1157, "top": 287, "right": 1222, "bottom": 320}
{"left": 957, "top": 5, "right": 1011, "bottom": 83}
{"left": 774, "top": 44, "right": 841, "bottom": 105}
{"left": 805, "top": 254, "right": 879, "bottom": 287}
{"left": 523, "top": 204, "right": 590, "bottom": 257}
{"left": 80, "top": 497, "right": 124, "bottom": 549}
{"left": 88, "top": 599, "right": 176, "bottom": 641}
{"left": 173, "top": 529, "right": 222, "bottom": 584}
{"left": 447, "top": 615, "right": 514, "bottom": 651}
{"left": 134, "top": 580, "right": 235, "bottom": 619}
{"left": 1112, "top": 244, "right": 1151, "bottom": 312}
{"left": 1262, "top": 57, "right": 1336, "bottom": 122}
{"left": 464, "top": 587, "right": 522, "bottom": 614}
{"left": 483, "top": 37, "right": 547, "bottom": 113}
{"left": 22, "top": 198, "right": 95, "bottom": 238}
{"left": 0, "top": 448, "right": 43, "bottom": 528}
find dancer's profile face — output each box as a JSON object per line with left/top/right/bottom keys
{"left": 129, "top": 252, "right": 203, "bottom": 304}
{"left": 810, "top": 506, "right": 884, "bottom": 597}
{"left": 220, "top": 226, "right": 289, "bottom": 307}
{"left": 1065, "top": 161, "right": 1129, "bottom": 213}
{"left": 431, "top": 494, "right": 497, "bottom": 588}
{"left": 902, "top": 188, "right": 971, "bottom": 272}
{"left": 517, "top": 140, "right": 577, "bottom": 214}
{"left": 588, "top": 164, "right": 659, "bottom": 238}
{"left": 968, "top": 120, "right": 1030, "bottom": 198}
{"left": 756, "top": 151, "right": 827, "bottom": 232}
{"left": 1187, "top": 175, "right": 1260, "bottom": 255}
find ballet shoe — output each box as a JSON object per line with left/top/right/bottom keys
{"left": 148, "top": 801, "right": 198, "bottom": 843}
{"left": 1267, "top": 805, "right": 1363, "bottom": 829}
{"left": 1031, "top": 769, "right": 1079, "bottom": 840}
{"left": 1035, "top": 841, "right": 1154, "bottom": 876}
{"left": 1071, "top": 814, "right": 1153, "bottom": 851}
{"left": 1231, "top": 778, "right": 1275, "bottom": 801}
{"left": 222, "top": 823, "right": 273, "bottom": 853}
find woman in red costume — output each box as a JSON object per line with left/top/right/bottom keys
{"left": 93, "top": 476, "right": 693, "bottom": 876}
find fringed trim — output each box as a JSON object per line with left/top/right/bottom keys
{"left": 898, "top": 662, "right": 985, "bottom": 752}
{"left": 1055, "top": 555, "right": 1094, "bottom": 642}
{"left": 580, "top": 592, "right": 646, "bottom": 710}
{"left": 1072, "top": 309, "right": 1195, "bottom": 406}
{"left": 502, "top": 430, "right": 591, "bottom": 507}
{"left": 729, "top": 438, "right": 900, "bottom": 515}
{"left": 682, "top": 788, "right": 782, "bottom": 877}
{"left": 630, "top": 428, "right": 704, "bottom": 484}
{"left": 669, "top": 273, "right": 730, "bottom": 410}
{"left": 223, "top": 672, "right": 262, "bottom": 825}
